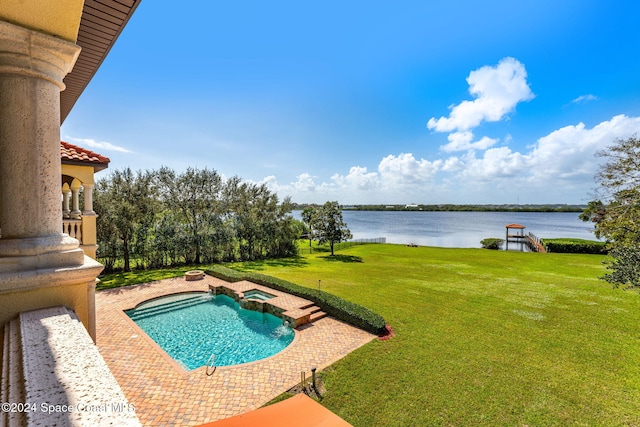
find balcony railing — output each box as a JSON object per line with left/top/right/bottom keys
{"left": 63, "top": 219, "right": 83, "bottom": 244}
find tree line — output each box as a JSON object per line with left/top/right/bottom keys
{"left": 94, "top": 167, "right": 302, "bottom": 272}
{"left": 291, "top": 203, "right": 586, "bottom": 212}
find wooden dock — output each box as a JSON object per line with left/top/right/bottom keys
{"left": 505, "top": 224, "right": 546, "bottom": 253}
{"left": 525, "top": 232, "right": 546, "bottom": 253}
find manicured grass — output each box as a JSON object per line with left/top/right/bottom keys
{"left": 230, "top": 244, "right": 640, "bottom": 426}
{"left": 98, "top": 266, "right": 196, "bottom": 290}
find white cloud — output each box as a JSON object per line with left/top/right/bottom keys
{"left": 440, "top": 131, "right": 498, "bottom": 152}
{"left": 528, "top": 114, "right": 640, "bottom": 180}
{"left": 450, "top": 114, "right": 640, "bottom": 190}
{"left": 457, "top": 146, "right": 530, "bottom": 182}
{"left": 261, "top": 173, "right": 337, "bottom": 201}
{"left": 377, "top": 153, "right": 441, "bottom": 186}
{"left": 265, "top": 115, "right": 640, "bottom": 203}
{"left": 65, "top": 136, "right": 132, "bottom": 153}
{"left": 262, "top": 154, "right": 443, "bottom": 203}
{"left": 442, "top": 156, "right": 464, "bottom": 172}
{"left": 331, "top": 166, "right": 379, "bottom": 190}
{"left": 571, "top": 94, "right": 598, "bottom": 104}
{"left": 427, "top": 57, "right": 534, "bottom": 133}
{"left": 260, "top": 175, "right": 279, "bottom": 187}
{"left": 291, "top": 173, "right": 317, "bottom": 192}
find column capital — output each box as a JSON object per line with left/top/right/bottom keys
{"left": 0, "top": 20, "right": 81, "bottom": 90}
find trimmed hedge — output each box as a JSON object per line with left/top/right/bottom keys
{"left": 481, "top": 238, "right": 504, "bottom": 250}
{"left": 206, "top": 264, "right": 387, "bottom": 335}
{"left": 542, "top": 238, "right": 608, "bottom": 254}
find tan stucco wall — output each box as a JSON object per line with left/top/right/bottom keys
{"left": 62, "top": 163, "right": 96, "bottom": 185}
{"left": 0, "top": 279, "right": 97, "bottom": 339}
{"left": 0, "top": 0, "right": 84, "bottom": 42}
{"left": 81, "top": 211, "right": 99, "bottom": 259}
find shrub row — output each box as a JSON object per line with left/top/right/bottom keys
{"left": 206, "top": 264, "right": 387, "bottom": 335}
{"left": 542, "top": 238, "right": 608, "bottom": 254}
{"left": 480, "top": 238, "right": 504, "bottom": 250}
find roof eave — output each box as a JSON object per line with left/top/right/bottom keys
{"left": 60, "top": 0, "right": 141, "bottom": 124}
{"left": 62, "top": 159, "right": 110, "bottom": 173}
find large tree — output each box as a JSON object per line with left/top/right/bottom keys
{"left": 156, "top": 166, "right": 223, "bottom": 264}
{"left": 224, "top": 179, "right": 298, "bottom": 261}
{"left": 581, "top": 135, "right": 640, "bottom": 289}
{"left": 301, "top": 206, "right": 316, "bottom": 250}
{"left": 314, "top": 201, "right": 352, "bottom": 256}
{"left": 94, "top": 168, "right": 158, "bottom": 272}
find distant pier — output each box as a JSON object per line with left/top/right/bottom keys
{"left": 505, "top": 224, "right": 546, "bottom": 253}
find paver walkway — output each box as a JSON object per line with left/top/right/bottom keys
{"left": 95, "top": 275, "right": 375, "bottom": 426}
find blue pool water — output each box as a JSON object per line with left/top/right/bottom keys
{"left": 125, "top": 292, "right": 294, "bottom": 370}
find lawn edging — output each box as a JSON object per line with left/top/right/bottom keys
{"left": 205, "top": 264, "right": 387, "bottom": 335}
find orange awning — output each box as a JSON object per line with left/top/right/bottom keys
{"left": 505, "top": 223, "right": 526, "bottom": 229}
{"left": 196, "top": 394, "right": 353, "bottom": 427}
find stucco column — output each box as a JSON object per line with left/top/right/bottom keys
{"left": 0, "top": 20, "right": 104, "bottom": 341}
{"left": 62, "top": 184, "right": 71, "bottom": 218}
{"left": 0, "top": 20, "right": 83, "bottom": 265}
{"left": 70, "top": 180, "right": 81, "bottom": 219}
{"left": 82, "top": 182, "right": 94, "bottom": 214}
{"left": 80, "top": 182, "right": 98, "bottom": 259}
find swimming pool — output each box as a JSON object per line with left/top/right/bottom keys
{"left": 125, "top": 292, "right": 294, "bottom": 370}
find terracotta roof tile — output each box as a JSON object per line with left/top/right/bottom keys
{"left": 60, "top": 141, "right": 110, "bottom": 165}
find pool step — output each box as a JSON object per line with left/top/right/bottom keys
{"left": 283, "top": 305, "right": 327, "bottom": 327}
{"left": 309, "top": 309, "right": 327, "bottom": 323}
{"left": 298, "top": 302, "right": 316, "bottom": 310}
{"left": 299, "top": 302, "right": 328, "bottom": 321}
{"left": 127, "top": 295, "right": 211, "bottom": 321}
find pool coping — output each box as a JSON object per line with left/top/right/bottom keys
{"left": 95, "top": 274, "right": 376, "bottom": 426}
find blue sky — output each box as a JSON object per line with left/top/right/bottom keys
{"left": 61, "top": 0, "right": 640, "bottom": 205}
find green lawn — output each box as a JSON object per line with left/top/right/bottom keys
{"left": 229, "top": 244, "right": 640, "bottom": 426}
{"left": 98, "top": 266, "right": 196, "bottom": 290}
{"left": 98, "top": 244, "right": 640, "bottom": 426}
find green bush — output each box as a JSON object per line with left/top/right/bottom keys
{"left": 601, "top": 245, "right": 640, "bottom": 289}
{"left": 480, "top": 238, "right": 504, "bottom": 250}
{"left": 206, "top": 264, "right": 387, "bottom": 335}
{"left": 542, "top": 238, "right": 608, "bottom": 254}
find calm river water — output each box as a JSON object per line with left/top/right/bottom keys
{"left": 293, "top": 210, "right": 598, "bottom": 249}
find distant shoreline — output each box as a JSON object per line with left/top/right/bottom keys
{"left": 292, "top": 204, "right": 586, "bottom": 213}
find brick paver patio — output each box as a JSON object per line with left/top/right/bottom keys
{"left": 95, "top": 275, "right": 376, "bottom": 426}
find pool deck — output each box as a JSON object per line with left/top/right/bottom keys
{"left": 96, "top": 275, "right": 376, "bottom": 426}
